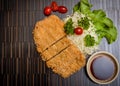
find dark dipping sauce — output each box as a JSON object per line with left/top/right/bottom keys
{"left": 91, "top": 54, "right": 115, "bottom": 80}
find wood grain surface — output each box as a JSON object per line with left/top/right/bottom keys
{"left": 0, "top": 0, "right": 120, "bottom": 86}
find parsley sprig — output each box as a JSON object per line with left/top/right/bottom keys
{"left": 78, "top": 17, "right": 90, "bottom": 30}
{"left": 64, "top": 18, "right": 74, "bottom": 35}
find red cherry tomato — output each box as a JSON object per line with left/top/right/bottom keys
{"left": 74, "top": 27, "right": 83, "bottom": 35}
{"left": 51, "top": 1, "right": 58, "bottom": 11}
{"left": 44, "top": 6, "right": 52, "bottom": 16}
{"left": 58, "top": 6, "right": 68, "bottom": 13}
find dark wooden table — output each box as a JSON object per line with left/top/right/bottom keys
{"left": 0, "top": 0, "right": 120, "bottom": 86}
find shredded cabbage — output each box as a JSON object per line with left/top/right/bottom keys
{"left": 64, "top": 12, "right": 98, "bottom": 55}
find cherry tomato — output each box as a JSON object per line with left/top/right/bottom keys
{"left": 44, "top": 6, "right": 52, "bottom": 16}
{"left": 74, "top": 27, "right": 83, "bottom": 35}
{"left": 58, "top": 6, "right": 68, "bottom": 13}
{"left": 51, "top": 1, "right": 58, "bottom": 11}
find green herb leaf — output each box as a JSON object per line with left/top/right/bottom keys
{"left": 78, "top": 17, "right": 90, "bottom": 30}
{"left": 96, "top": 26, "right": 117, "bottom": 44}
{"left": 84, "top": 35, "right": 95, "bottom": 47}
{"left": 73, "top": 0, "right": 92, "bottom": 14}
{"left": 92, "top": 10, "right": 117, "bottom": 44}
{"left": 64, "top": 18, "right": 74, "bottom": 35}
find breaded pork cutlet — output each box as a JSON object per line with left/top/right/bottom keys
{"left": 33, "top": 15, "right": 66, "bottom": 53}
{"left": 33, "top": 15, "right": 86, "bottom": 78}
{"left": 46, "top": 44, "right": 86, "bottom": 78}
{"left": 41, "top": 37, "right": 71, "bottom": 61}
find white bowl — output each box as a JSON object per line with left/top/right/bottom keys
{"left": 86, "top": 51, "right": 119, "bottom": 84}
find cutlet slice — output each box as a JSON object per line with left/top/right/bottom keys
{"left": 67, "top": 44, "right": 86, "bottom": 67}
{"left": 39, "top": 16, "right": 66, "bottom": 42}
{"left": 33, "top": 26, "right": 54, "bottom": 53}
{"left": 46, "top": 44, "right": 86, "bottom": 78}
{"left": 33, "top": 15, "right": 66, "bottom": 52}
{"left": 41, "top": 37, "right": 71, "bottom": 61}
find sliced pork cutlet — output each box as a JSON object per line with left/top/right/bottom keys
{"left": 39, "top": 15, "right": 66, "bottom": 43}
{"left": 46, "top": 44, "right": 86, "bottom": 78}
{"left": 33, "top": 15, "right": 66, "bottom": 53}
{"left": 41, "top": 37, "right": 71, "bottom": 61}
{"left": 33, "top": 26, "right": 52, "bottom": 53}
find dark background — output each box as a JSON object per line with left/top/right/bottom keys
{"left": 0, "top": 0, "right": 120, "bottom": 86}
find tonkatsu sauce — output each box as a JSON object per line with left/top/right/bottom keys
{"left": 90, "top": 54, "right": 115, "bottom": 80}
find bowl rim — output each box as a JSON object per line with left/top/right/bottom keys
{"left": 86, "top": 51, "right": 119, "bottom": 84}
